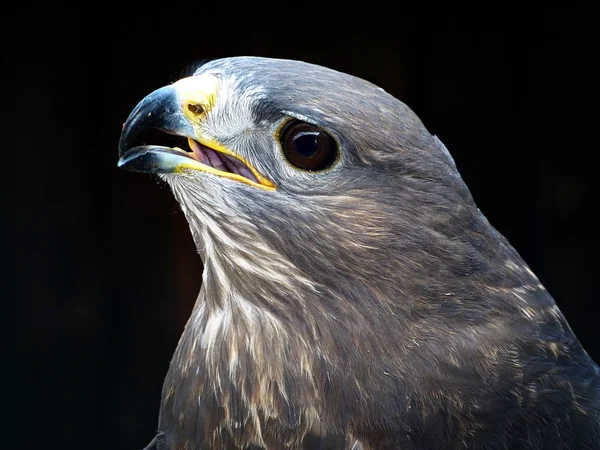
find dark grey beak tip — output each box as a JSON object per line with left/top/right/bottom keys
{"left": 118, "top": 86, "right": 194, "bottom": 163}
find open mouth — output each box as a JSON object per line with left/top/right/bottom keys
{"left": 183, "top": 138, "right": 259, "bottom": 183}
{"left": 119, "top": 128, "right": 274, "bottom": 190}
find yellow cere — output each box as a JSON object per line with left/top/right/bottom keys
{"left": 174, "top": 75, "right": 220, "bottom": 123}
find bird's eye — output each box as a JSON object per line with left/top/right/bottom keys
{"left": 279, "top": 120, "right": 338, "bottom": 171}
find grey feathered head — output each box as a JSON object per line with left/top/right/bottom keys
{"left": 118, "top": 57, "right": 595, "bottom": 450}
{"left": 118, "top": 57, "right": 477, "bottom": 320}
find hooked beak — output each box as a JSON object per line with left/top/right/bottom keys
{"left": 118, "top": 77, "right": 275, "bottom": 190}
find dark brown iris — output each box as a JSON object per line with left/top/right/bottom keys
{"left": 279, "top": 120, "right": 338, "bottom": 171}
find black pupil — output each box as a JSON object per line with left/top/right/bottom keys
{"left": 293, "top": 131, "right": 320, "bottom": 158}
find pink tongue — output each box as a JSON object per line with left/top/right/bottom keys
{"left": 188, "top": 138, "right": 225, "bottom": 170}
{"left": 187, "top": 138, "right": 210, "bottom": 165}
{"left": 206, "top": 149, "right": 227, "bottom": 171}
{"left": 223, "top": 155, "right": 259, "bottom": 183}
{"left": 186, "top": 138, "right": 260, "bottom": 184}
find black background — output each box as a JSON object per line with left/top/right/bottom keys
{"left": 6, "top": 6, "right": 599, "bottom": 450}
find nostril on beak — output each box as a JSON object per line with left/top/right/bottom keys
{"left": 187, "top": 103, "right": 205, "bottom": 115}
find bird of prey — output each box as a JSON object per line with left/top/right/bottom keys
{"left": 118, "top": 57, "right": 599, "bottom": 450}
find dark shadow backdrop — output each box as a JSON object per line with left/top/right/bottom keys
{"left": 5, "top": 6, "right": 598, "bottom": 450}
